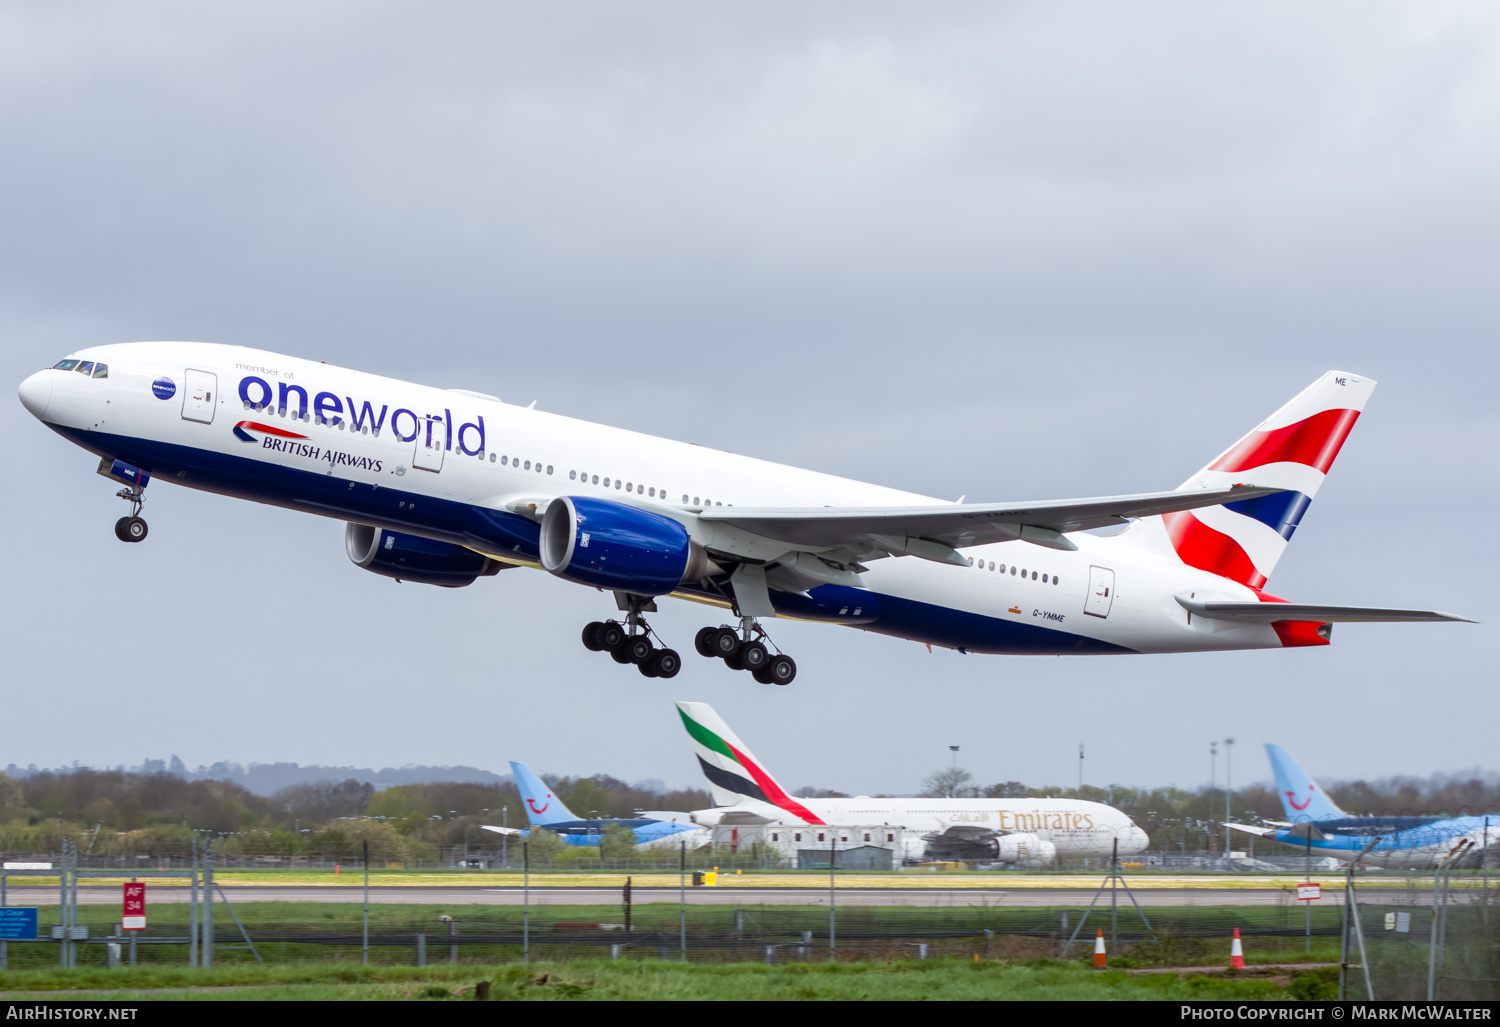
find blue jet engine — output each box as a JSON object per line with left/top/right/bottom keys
{"left": 540, "top": 496, "right": 715, "bottom": 595}
{"left": 345, "top": 522, "right": 506, "bottom": 588}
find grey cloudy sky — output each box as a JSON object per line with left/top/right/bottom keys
{"left": 2, "top": 2, "right": 1494, "bottom": 796}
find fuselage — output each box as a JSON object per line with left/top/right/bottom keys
{"left": 1270, "top": 816, "right": 1499, "bottom": 870}
{"left": 18, "top": 341, "right": 1308, "bottom": 656}
{"left": 692, "top": 795, "right": 1148, "bottom": 861}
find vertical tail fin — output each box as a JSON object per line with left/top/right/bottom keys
{"left": 508, "top": 760, "right": 578, "bottom": 826}
{"left": 675, "top": 702, "right": 825, "bottom": 824}
{"left": 1122, "top": 371, "right": 1376, "bottom": 588}
{"left": 1266, "top": 744, "right": 1347, "bottom": 823}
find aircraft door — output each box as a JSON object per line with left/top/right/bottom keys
{"left": 181, "top": 370, "right": 217, "bottom": 424}
{"left": 1084, "top": 566, "right": 1115, "bottom": 618}
{"left": 412, "top": 414, "right": 445, "bottom": 472}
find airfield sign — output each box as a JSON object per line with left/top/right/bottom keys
{"left": 1296, "top": 883, "right": 1321, "bottom": 901}
{"left": 0, "top": 907, "right": 39, "bottom": 940}
{"left": 122, "top": 882, "right": 146, "bottom": 931}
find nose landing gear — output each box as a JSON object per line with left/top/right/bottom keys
{"left": 113, "top": 484, "right": 148, "bottom": 543}
{"left": 694, "top": 618, "right": 797, "bottom": 685}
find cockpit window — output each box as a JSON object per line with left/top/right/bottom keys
{"left": 91, "top": 363, "right": 108, "bottom": 378}
{"left": 52, "top": 358, "right": 79, "bottom": 371}
{"left": 75, "top": 361, "right": 95, "bottom": 376}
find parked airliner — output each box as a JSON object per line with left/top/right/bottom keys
{"left": 480, "top": 761, "right": 708, "bottom": 851}
{"left": 18, "top": 343, "right": 1470, "bottom": 683}
{"left": 1229, "top": 745, "right": 1498, "bottom": 870}
{"left": 677, "top": 702, "right": 1146, "bottom": 866}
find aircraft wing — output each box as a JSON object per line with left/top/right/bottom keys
{"left": 1176, "top": 598, "right": 1475, "bottom": 624}
{"left": 699, "top": 484, "right": 1283, "bottom": 562}
{"left": 480, "top": 825, "right": 523, "bottom": 836}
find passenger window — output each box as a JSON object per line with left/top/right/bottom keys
{"left": 52, "top": 358, "right": 80, "bottom": 370}
{"left": 546, "top": 465, "right": 553, "bottom": 475}
{"left": 1032, "top": 571, "right": 1038, "bottom": 580}
{"left": 501, "top": 456, "right": 508, "bottom": 465}
{"left": 988, "top": 562, "right": 995, "bottom": 571}
{"left": 490, "top": 453, "right": 497, "bottom": 463}
{"left": 1010, "top": 566, "right": 1016, "bottom": 575}
{"left": 92, "top": 363, "right": 108, "bottom": 378}
{"left": 648, "top": 487, "right": 655, "bottom": 498}
{"left": 75, "top": 361, "right": 94, "bottom": 376}
{"left": 626, "top": 482, "right": 633, "bottom": 492}
{"left": 682, "top": 494, "right": 689, "bottom": 504}
{"left": 592, "top": 475, "right": 599, "bottom": 485}
{"left": 570, "top": 470, "right": 577, "bottom": 480}
{"left": 603, "top": 477, "right": 610, "bottom": 487}
{"left": 615, "top": 480, "right": 622, "bottom": 489}
{"left": 693, "top": 497, "right": 700, "bottom": 505}
{"left": 524, "top": 460, "right": 531, "bottom": 470}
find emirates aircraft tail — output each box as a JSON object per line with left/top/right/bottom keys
{"left": 1121, "top": 370, "right": 1376, "bottom": 589}
{"left": 676, "top": 702, "right": 826, "bottom": 824}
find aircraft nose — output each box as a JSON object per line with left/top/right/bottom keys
{"left": 18, "top": 370, "right": 52, "bottom": 419}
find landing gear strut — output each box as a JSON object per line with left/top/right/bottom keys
{"left": 581, "top": 595, "right": 681, "bottom": 679}
{"left": 694, "top": 617, "right": 796, "bottom": 685}
{"left": 113, "top": 484, "right": 148, "bottom": 543}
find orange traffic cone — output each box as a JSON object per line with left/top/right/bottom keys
{"left": 1093, "top": 929, "right": 1107, "bottom": 968}
{"left": 1229, "top": 927, "right": 1245, "bottom": 969}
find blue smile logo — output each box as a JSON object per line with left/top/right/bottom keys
{"left": 151, "top": 377, "right": 176, "bottom": 400}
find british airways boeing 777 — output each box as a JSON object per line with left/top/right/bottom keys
{"left": 17, "top": 343, "right": 1471, "bottom": 683}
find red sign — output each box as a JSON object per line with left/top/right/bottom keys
{"left": 122, "top": 883, "right": 146, "bottom": 931}
{"left": 1296, "top": 883, "right": 1321, "bottom": 902}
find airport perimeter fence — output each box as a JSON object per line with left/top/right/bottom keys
{"left": 0, "top": 868, "right": 1359, "bottom": 972}
{"left": 1347, "top": 874, "right": 1500, "bottom": 1000}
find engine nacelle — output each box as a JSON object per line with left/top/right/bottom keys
{"left": 540, "top": 496, "right": 715, "bottom": 595}
{"left": 995, "top": 833, "right": 1057, "bottom": 867}
{"left": 345, "top": 523, "right": 504, "bottom": 588}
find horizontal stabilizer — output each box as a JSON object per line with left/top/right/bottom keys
{"left": 1226, "top": 822, "right": 1279, "bottom": 837}
{"left": 1176, "top": 597, "right": 1475, "bottom": 624}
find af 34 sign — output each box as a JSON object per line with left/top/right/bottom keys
{"left": 122, "top": 882, "right": 146, "bottom": 931}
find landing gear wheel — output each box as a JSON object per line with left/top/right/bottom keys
{"left": 751, "top": 666, "right": 774, "bottom": 684}
{"left": 115, "top": 516, "right": 147, "bottom": 543}
{"left": 738, "top": 641, "right": 768, "bottom": 671}
{"left": 610, "top": 646, "right": 633, "bottom": 665}
{"left": 650, "top": 648, "right": 682, "bottom": 679}
{"left": 598, "top": 621, "right": 626, "bottom": 652}
{"left": 694, "top": 626, "right": 719, "bottom": 658}
{"left": 767, "top": 654, "right": 797, "bottom": 686}
{"left": 582, "top": 622, "right": 605, "bottom": 651}
{"left": 627, "top": 636, "right": 655, "bottom": 665}
{"left": 638, "top": 659, "right": 660, "bottom": 678}
{"left": 723, "top": 646, "right": 745, "bottom": 671}
{"left": 712, "top": 627, "right": 740, "bottom": 657}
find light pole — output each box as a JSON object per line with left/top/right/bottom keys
{"left": 1078, "top": 744, "right": 1085, "bottom": 791}
{"left": 1224, "top": 738, "right": 1235, "bottom": 858}
{"left": 948, "top": 746, "right": 959, "bottom": 797}
{"left": 1209, "top": 742, "right": 1218, "bottom": 854}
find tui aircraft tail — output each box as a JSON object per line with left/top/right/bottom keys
{"left": 675, "top": 702, "right": 826, "bottom": 824}
{"left": 509, "top": 760, "right": 579, "bottom": 826}
{"left": 1121, "top": 371, "right": 1376, "bottom": 589}
{"left": 1266, "top": 743, "right": 1347, "bottom": 823}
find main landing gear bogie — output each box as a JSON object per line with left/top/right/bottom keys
{"left": 581, "top": 618, "right": 682, "bottom": 680}
{"left": 695, "top": 620, "right": 797, "bottom": 685}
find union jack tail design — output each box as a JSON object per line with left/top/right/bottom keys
{"left": 1122, "top": 370, "right": 1376, "bottom": 588}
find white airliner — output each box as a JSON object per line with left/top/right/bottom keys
{"left": 676, "top": 702, "right": 1147, "bottom": 866}
{"left": 18, "top": 343, "right": 1470, "bottom": 683}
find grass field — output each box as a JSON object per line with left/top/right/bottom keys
{"left": 0, "top": 900, "right": 1347, "bottom": 974}
{"left": 0, "top": 958, "right": 1339, "bottom": 1001}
